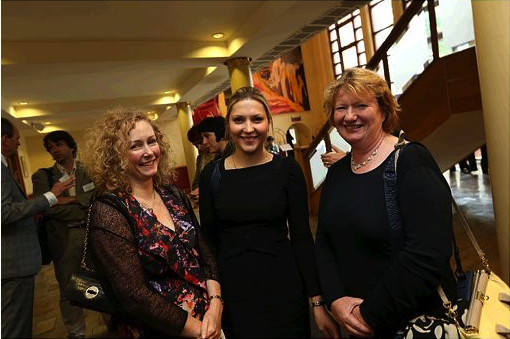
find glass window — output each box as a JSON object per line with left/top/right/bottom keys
{"left": 436, "top": 0, "right": 475, "bottom": 56}
{"left": 333, "top": 52, "right": 341, "bottom": 64}
{"left": 339, "top": 22, "right": 355, "bottom": 46}
{"left": 331, "top": 41, "right": 339, "bottom": 53}
{"left": 374, "top": 26, "right": 392, "bottom": 50}
{"left": 328, "top": 10, "right": 366, "bottom": 77}
{"left": 370, "top": 0, "right": 395, "bottom": 50}
{"left": 342, "top": 47, "right": 358, "bottom": 69}
{"left": 330, "top": 29, "right": 337, "bottom": 41}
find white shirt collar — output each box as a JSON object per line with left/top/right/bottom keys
{"left": 1, "top": 154, "right": 8, "bottom": 167}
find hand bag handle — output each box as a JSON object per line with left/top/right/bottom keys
{"left": 383, "top": 130, "right": 495, "bottom": 331}
{"left": 451, "top": 198, "right": 490, "bottom": 272}
{"left": 383, "top": 131, "right": 487, "bottom": 273}
{"left": 80, "top": 193, "right": 134, "bottom": 271}
{"left": 80, "top": 205, "right": 93, "bottom": 271}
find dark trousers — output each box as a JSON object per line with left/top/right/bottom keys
{"left": 1, "top": 275, "right": 36, "bottom": 338}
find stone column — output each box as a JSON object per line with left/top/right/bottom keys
{"left": 224, "top": 57, "right": 253, "bottom": 92}
{"left": 176, "top": 102, "right": 196, "bottom": 189}
{"left": 471, "top": 0, "right": 509, "bottom": 283}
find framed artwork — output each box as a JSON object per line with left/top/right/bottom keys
{"left": 253, "top": 46, "right": 310, "bottom": 114}
{"left": 192, "top": 96, "right": 221, "bottom": 125}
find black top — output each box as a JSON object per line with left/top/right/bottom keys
{"left": 199, "top": 155, "right": 320, "bottom": 337}
{"left": 316, "top": 143, "right": 456, "bottom": 335}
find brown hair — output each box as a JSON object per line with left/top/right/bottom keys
{"left": 225, "top": 86, "right": 273, "bottom": 137}
{"left": 323, "top": 68, "right": 400, "bottom": 133}
{"left": 82, "top": 108, "right": 175, "bottom": 194}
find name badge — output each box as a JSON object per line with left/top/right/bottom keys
{"left": 82, "top": 182, "right": 95, "bottom": 192}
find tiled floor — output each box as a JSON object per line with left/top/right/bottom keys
{"left": 32, "top": 163, "right": 501, "bottom": 338}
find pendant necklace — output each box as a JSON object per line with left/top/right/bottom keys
{"left": 351, "top": 135, "right": 385, "bottom": 171}
{"left": 232, "top": 152, "right": 269, "bottom": 169}
{"left": 137, "top": 190, "right": 156, "bottom": 213}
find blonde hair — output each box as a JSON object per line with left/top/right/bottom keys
{"left": 323, "top": 68, "right": 400, "bottom": 133}
{"left": 225, "top": 86, "right": 273, "bottom": 138}
{"left": 83, "top": 108, "right": 175, "bottom": 194}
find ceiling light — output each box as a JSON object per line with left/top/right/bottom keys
{"left": 212, "top": 33, "right": 224, "bottom": 39}
{"left": 164, "top": 91, "right": 171, "bottom": 94}
{"left": 19, "top": 102, "right": 29, "bottom": 105}
{"left": 30, "top": 122, "right": 45, "bottom": 132}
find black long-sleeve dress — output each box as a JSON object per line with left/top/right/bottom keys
{"left": 199, "top": 155, "right": 320, "bottom": 338}
{"left": 315, "top": 143, "right": 457, "bottom": 336}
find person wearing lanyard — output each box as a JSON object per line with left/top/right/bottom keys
{"left": 2, "top": 118, "right": 75, "bottom": 338}
{"left": 32, "top": 130, "right": 95, "bottom": 339}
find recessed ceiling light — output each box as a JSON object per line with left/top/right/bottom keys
{"left": 212, "top": 33, "right": 224, "bottom": 39}
{"left": 164, "top": 91, "right": 171, "bottom": 94}
{"left": 19, "top": 102, "right": 29, "bottom": 105}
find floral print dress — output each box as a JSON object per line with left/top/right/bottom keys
{"left": 90, "top": 185, "right": 219, "bottom": 338}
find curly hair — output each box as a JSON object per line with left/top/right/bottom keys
{"left": 82, "top": 108, "right": 175, "bottom": 194}
{"left": 323, "top": 67, "right": 400, "bottom": 134}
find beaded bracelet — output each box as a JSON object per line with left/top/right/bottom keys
{"left": 310, "top": 300, "right": 325, "bottom": 308}
{"left": 208, "top": 295, "right": 224, "bottom": 304}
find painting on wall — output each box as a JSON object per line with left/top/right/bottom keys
{"left": 192, "top": 96, "right": 221, "bottom": 125}
{"left": 253, "top": 46, "right": 310, "bottom": 114}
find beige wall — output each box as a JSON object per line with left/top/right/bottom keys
{"left": 472, "top": 0, "right": 509, "bottom": 283}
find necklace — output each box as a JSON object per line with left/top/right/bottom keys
{"left": 351, "top": 135, "right": 385, "bottom": 170}
{"left": 232, "top": 152, "right": 270, "bottom": 169}
{"left": 136, "top": 190, "right": 156, "bottom": 213}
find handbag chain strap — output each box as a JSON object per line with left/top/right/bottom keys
{"left": 80, "top": 204, "right": 93, "bottom": 271}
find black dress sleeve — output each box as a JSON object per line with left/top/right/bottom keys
{"left": 315, "top": 160, "right": 348, "bottom": 306}
{"left": 360, "top": 143, "right": 455, "bottom": 333}
{"left": 284, "top": 157, "right": 321, "bottom": 297}
{"left": 198, "top": 161, "right": 220, "bottom": 256}
{"left": 90, "top": 200, "right": 188, "bottom": 337}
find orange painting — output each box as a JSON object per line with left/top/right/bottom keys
{"left": 253, "top": 47, "right": 310, "bottom": 114}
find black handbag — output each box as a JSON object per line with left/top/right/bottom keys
{"left": 63, "top": 204, "right": 115, "bottom": 314}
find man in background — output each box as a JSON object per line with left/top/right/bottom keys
{"left": 1, "top": 118, "right": 74, "bottom": 338}
{"left": 32, "top": 130, "right": 94, "bottom": 339}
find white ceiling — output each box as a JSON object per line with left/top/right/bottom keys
{"left": 2, "top": 0, "right": 367, "bottom": 136}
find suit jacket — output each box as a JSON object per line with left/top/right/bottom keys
{"left": 31, "top": 161, "right": 94, "bottom": 259}
{"left": 1, "top": 162, "right": 46, "bottom": 279}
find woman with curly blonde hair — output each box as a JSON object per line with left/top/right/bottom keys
{"left": 82, "top": 108, "right": 224, "bottom": 338}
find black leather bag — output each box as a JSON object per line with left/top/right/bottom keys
{"left": 65, "top": 267, "right": 114, "bottom": 314}
{"left": 63, "top": 204, "right": 116, "bottom": 314}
